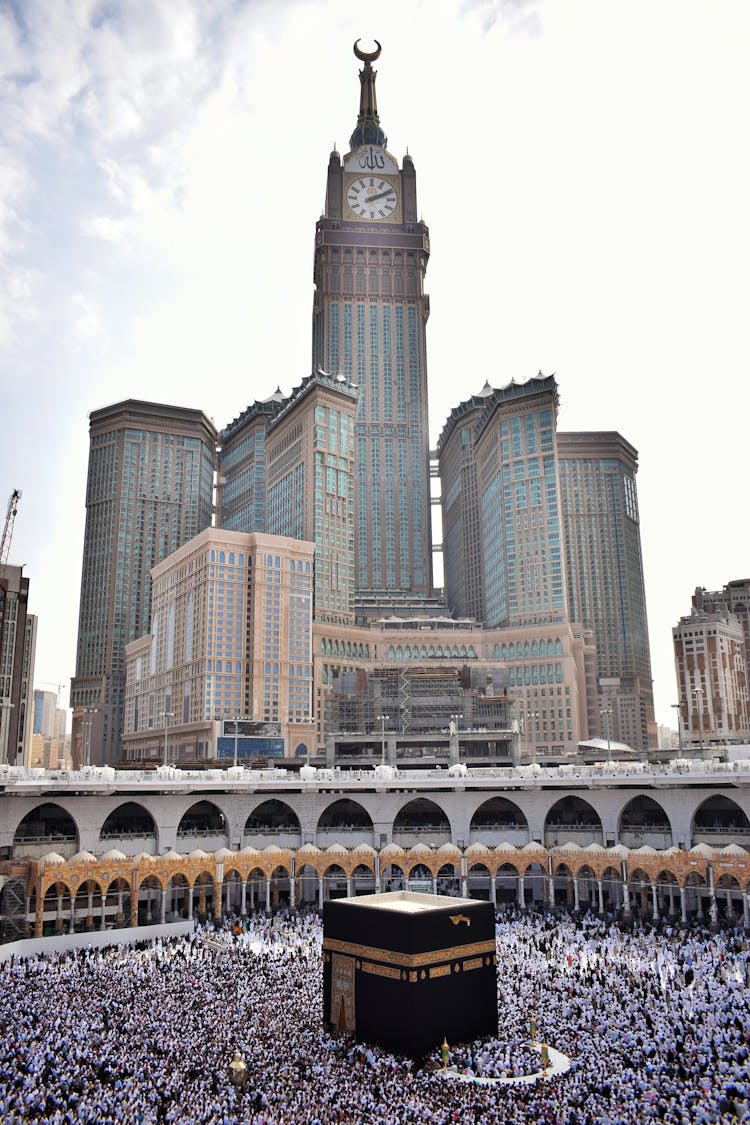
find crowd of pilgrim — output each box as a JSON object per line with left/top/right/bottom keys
{"left": 0, "top": 905, "right": 748, "bottom": 1124}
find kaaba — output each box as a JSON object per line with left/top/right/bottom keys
{"left": 322, "top": 891, "right": 497, "bottom": 1057}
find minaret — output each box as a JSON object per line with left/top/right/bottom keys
{"left": 312, "top": 41, "right": 433, "bottom": 607}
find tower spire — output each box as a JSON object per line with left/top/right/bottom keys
{"left": 349, "top": 39, "right": 387, "bottom": 150}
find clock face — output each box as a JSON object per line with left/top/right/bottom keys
{"left": 346, "top": 176, "right": 399, "bottom": 221}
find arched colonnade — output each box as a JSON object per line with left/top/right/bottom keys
{"left": 25, "top": 840, "right": 750, "bottom": 938}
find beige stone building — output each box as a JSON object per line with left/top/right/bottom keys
{"left": 673, "top": 608, "right": 749, "bottom": 748}
{"left": 123, "top": 529, "right": 315, "bottom": 763}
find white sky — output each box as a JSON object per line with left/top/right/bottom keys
{"left": 1, "top": 0, "right": 748, "bottom": 730}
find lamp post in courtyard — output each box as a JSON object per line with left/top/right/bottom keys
{"left": 83, "top": 708, "right": 99, "bottom": 767}
{"left": 376, "top": 713, "right": 389, "bottom": 767}
{"left": 162, "top": 711, "right": 174, "bottom": 767}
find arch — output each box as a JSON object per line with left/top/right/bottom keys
{"left": 13, "top": 803, "right": 79, "bottom": 858}
{"left": 103, "top": 877, "right": 132, "bottom": 929}
{"left": 189, "top": 870, "right": 217, "bottom": 923}
{"left": 177, "top": 800, "right": 228, "bottom": 840}
{"left": 618, "top": 795, "right": 673, "bottom": 849}
{"left": 381, "top": 862, "right": 406, "bottom": 892}
{"left": 470, "top": 797, "right": 529, "bottom": 840}
{"left": 100, "top": 801, "right": 157, "bottom": 846}
{"left": 393, "top": 798, "right": 451, "bottom": 845}
{"left": 165, "top": 872, "right": 190, "bottom": 921}
{"left": 136, "top": 874, "right": 163, "bottom": 926}
{"left": 72, "top": 879, "right": 103, "bottom": 933}
{"left": 42, "top": 880, "right": 72, "bottom": 936}
{"left": 544, "top": 796, "right": 603, "bottom": 847}
{"left": 715, "top": 872, "right": 743, "bottom": 921}
{"left": 692, "top": 795, "right": 750, "bottom": 848}
{"left": 244, "top": 800, "right": 301, "bottom": 836}
{"left": 467, "top": 862, "right": 491, "bottom": 900}
{"left": 352, "top": 863, "right": 376, "bottom": 896}
{"left": 317, "top": 799, "right": 374, "bottom": 833}
{"left": 495, "top": 861, "right": 522, "bottom": 905}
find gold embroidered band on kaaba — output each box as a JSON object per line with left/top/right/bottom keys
{"left": 322, "top": 936, "right": 496, "bottom": 969}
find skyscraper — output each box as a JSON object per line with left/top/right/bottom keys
{"left": 123, "top": 528, "right": 314, "bottom": 763}
{"left": 0, "top": 564, "right": 36, "bottom": 767}
{"left": 71, "top": 400, "right": 216, "bottom": 764}
{"left": 312, "top": 42, "right": 433, "bottom": 604}
{"left": 265, "top": 371, "right": 358, "bottom": 626}
{"left": 557, "top": 431, "right": 656, "bottom": 752}
{"left": 470, "top": 374, "right": 567, "bottom": 630}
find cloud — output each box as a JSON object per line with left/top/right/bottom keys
{"left": 0, "top": 0, "right": 266, "bottom": 345}
{"left": 460, "top": 0, "right": 543, "bottom": 37}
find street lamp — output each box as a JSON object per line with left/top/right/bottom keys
{"left": 449, "top": 713, "right": 463, "bottom": 766}
{"left": 526, "top": 709, "right": 539, "bottom": 765}
{"left": 83, "top": 708, "right": 99, "bottom": 767}
{"left": 376, "top": 713, "right": 389, "bottom": 767}
{"left": 162, "top": 711, "right": 174, "bottom": 767}
{"left": 229, "top": 716, "right": 250, "bottom": 767}
{"left": 693, "top": 687, "right": 704, "bottom": 752}
{"left": 670, "top": 703, "right": 683, "bottom": 752}
{"left": 0, "top": 699, "right": 15, "bottom": 766}
{"left": 599, "top": 704, "right": 612, "bottom": 764}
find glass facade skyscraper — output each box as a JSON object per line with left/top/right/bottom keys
{"left": 71, "top": 401, "right": 216, "bottom": 764}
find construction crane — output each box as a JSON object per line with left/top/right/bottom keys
{"left": 0, "top": 490, "right": 21, "bottom": 765}
{"left": 0, "top": 489, "right": 21, "bottom": 573}
{"left": 0, "top": 488, "right": 22, "bottom": 662}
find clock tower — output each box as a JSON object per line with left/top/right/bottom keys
{"left": 312, "top": 42, "right": 433, "bottom": 606}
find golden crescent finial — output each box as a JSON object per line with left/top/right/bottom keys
{"left": 353, "top": 39, "right": 382, "bottom": 64}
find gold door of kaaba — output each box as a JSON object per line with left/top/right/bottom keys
{"left": 330, "top": 952, "right": 356, "bottom": 1032}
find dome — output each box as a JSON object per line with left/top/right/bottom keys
{"left": 436, "top": 843, "right": 461, "bottom": 855}
{"left": 325, "top": 843, "right": 349, "bottom": 854}
{"left": 495, "top": 842, "right": 520, "bottom": 853}
{"left": 380, "top": 843, "right": 405, "bottom": 856}
{"left": 465, "top": 842, "right": 490, "bottom": 855}
{"left": 188, "top": 849, "right": 211, "bottom": 860}
{"left": 69, "top": 850, "right": 97, "bottom": 864}
{"left": 408, "top": 843, "right": 432, "bottom": 855}
{"left": 40, "top": 851, "right": 66, "bottom": 867}
{"left": 100, "top": 848, "right": 128, "bottom": 861}
{"left": 352, "top": 843, "right": 376, "bottom": 854}
{"left": 214, "top": 847, "right": 236, "bottom": 860}
{"left": 296, "top": 844, "right": 322, "bottom": 856}
{"left": 161, "top": 850, "right": 183, "bottom": 861}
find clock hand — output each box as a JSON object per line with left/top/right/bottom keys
{"left": 367, "top": 188, "right": 395, "bottom": 204}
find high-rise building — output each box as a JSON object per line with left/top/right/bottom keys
{"left": 436, "top": 383, "right": 495, "bottom": 624}
{"left": 673, "top": 606, "right": 749, "bottom": 748}
{"left": 312, "top": 43, "right": 433, "bottom": 604}
{"left": 216, "top": 393, "right": 285, "bottom": 533}
{"left": 0, "top": 565, "right": 36, "bottom": 767}
{"left": 265, "top": 371, "right": 358, "bottom": 626}
{"left": 123, "top": 529, "right": 314, "bottom": 762}
{"left": 693, "top": 581, "right": 750, "bottom": 670}
{"left": 71, "top": 400, "right": 216, "bottom": 764}
{"left": 467, "top": 374, "right": 567, "bottom": 630}
{"left": 33, "top": 689, "right": 58, "bottom": 739}
{"left": 557, "top": 431, "right": 656, "bottom": 753}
